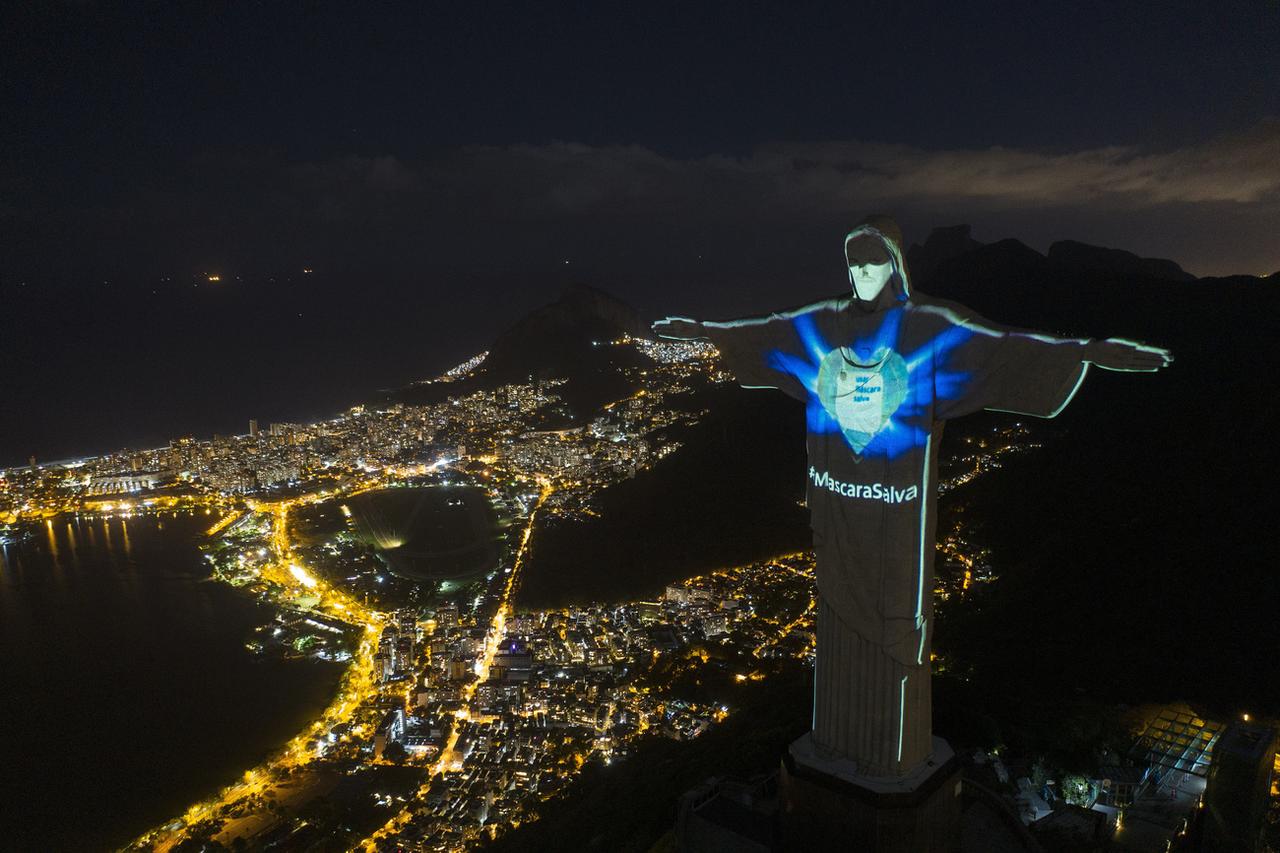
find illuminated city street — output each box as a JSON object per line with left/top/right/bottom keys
{"left": 359, "top": 480, "right": 551, "bottom": 850}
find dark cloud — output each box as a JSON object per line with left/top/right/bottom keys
{"left": 257, "top": 119, "right": 1280, "bottom": 277}
{"left": 440, "top": 120, "right": 1280, "bottom": 213}
{"left": 4, "top": 121, "right": 1279, "bottom": 293}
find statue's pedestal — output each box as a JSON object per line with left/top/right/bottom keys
{"left": 779, "top": 734, "right": 962, "bottom": 853}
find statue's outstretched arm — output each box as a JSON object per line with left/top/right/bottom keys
{"left": 925, "top": 299, "right": 1176, "bottom": 420}
{"left": 653, "top": 295, "right": 844, "bottom": 342}
{"left": 1082, "top": 338, "right": 1174, "bottom": 372}
{"left": 652, "top": 301, "right": 837, "bottom": 400}
{"left": 651, "top": 317, "right": 707, "bottom": 341}
{"left": 920, "top": 302, "right": 1174, "bottom": 375}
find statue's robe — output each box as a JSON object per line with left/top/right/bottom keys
{"left": 701, "top": 230, "right": 1090, "bottom": 774}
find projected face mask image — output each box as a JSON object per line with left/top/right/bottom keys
{"left": 815, "top": 347, "right": 909, "bottom": 453}
{"left": 768, "top": 309, "right": 977, "bottom": 459}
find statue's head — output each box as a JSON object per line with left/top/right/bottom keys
{"left": 844, "top": 214, "right": 910, "bottom": 304}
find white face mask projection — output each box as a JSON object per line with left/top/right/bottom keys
{"left": 816, "top": 346, "right": 908, "bottom": 453}
{"left": 652, "top": 214, "right": 1172, "bottom": 779}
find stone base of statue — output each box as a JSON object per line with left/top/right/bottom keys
{"left": 778, "top": 733, "right": 962, "bottom": 853}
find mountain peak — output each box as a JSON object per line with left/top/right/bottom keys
{"left": 1047, "top": 240, "right": 1193, "bottom": 282}
{"left": 467, "top": 283, "right": 648, "bottom": 414}
{"left": 906, "top": 224, "right": 984, "bottom": 280}
{"left": 554, "top": 282, "right": 645, "bottom": 332}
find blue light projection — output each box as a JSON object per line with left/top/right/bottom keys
{"left": 766, "top": 309, "right": 977, "bottom": 459}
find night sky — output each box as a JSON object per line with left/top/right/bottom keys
{"left": 3, "top": 1, "right": 1279, "bottom": 465}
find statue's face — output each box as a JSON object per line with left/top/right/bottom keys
{"left": 845, "top": 235, "right": 893, "bottom": 301}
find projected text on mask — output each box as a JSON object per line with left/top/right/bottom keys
{"left": 808, "top": 467, "right": 919, "bottom": 504}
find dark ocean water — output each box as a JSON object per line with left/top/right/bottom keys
{"left": 0, "top": 273, "right": 553, "bottom": 469}
{"left": 0, "top": 511, "right": 344, "bottom": 852}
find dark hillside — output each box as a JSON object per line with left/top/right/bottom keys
{"left": 380, "top": 283, "right": 651, "bottom": 417}
{"left": 917, "top": 234, "right": 1280, "bottom": 718}
{"left": 516, "top": 386, "right": 811, "bottom": 608}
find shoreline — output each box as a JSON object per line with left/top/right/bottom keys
{"left": 124, "top": 499, "right": 385, "bottom": 851}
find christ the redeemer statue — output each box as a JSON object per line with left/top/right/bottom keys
{"left": 654, "top": 214, "right": 1171, "bottom": 780}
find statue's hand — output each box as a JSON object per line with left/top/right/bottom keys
{"left": 1084, "top": 338, "right": 1173, "bottom": 372}
{"left": 651, "top": 317, "right": 707, "bottom": 341}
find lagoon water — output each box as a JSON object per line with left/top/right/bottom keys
{"left": 0, "top": 512, "right": 344, "bottom": 851}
